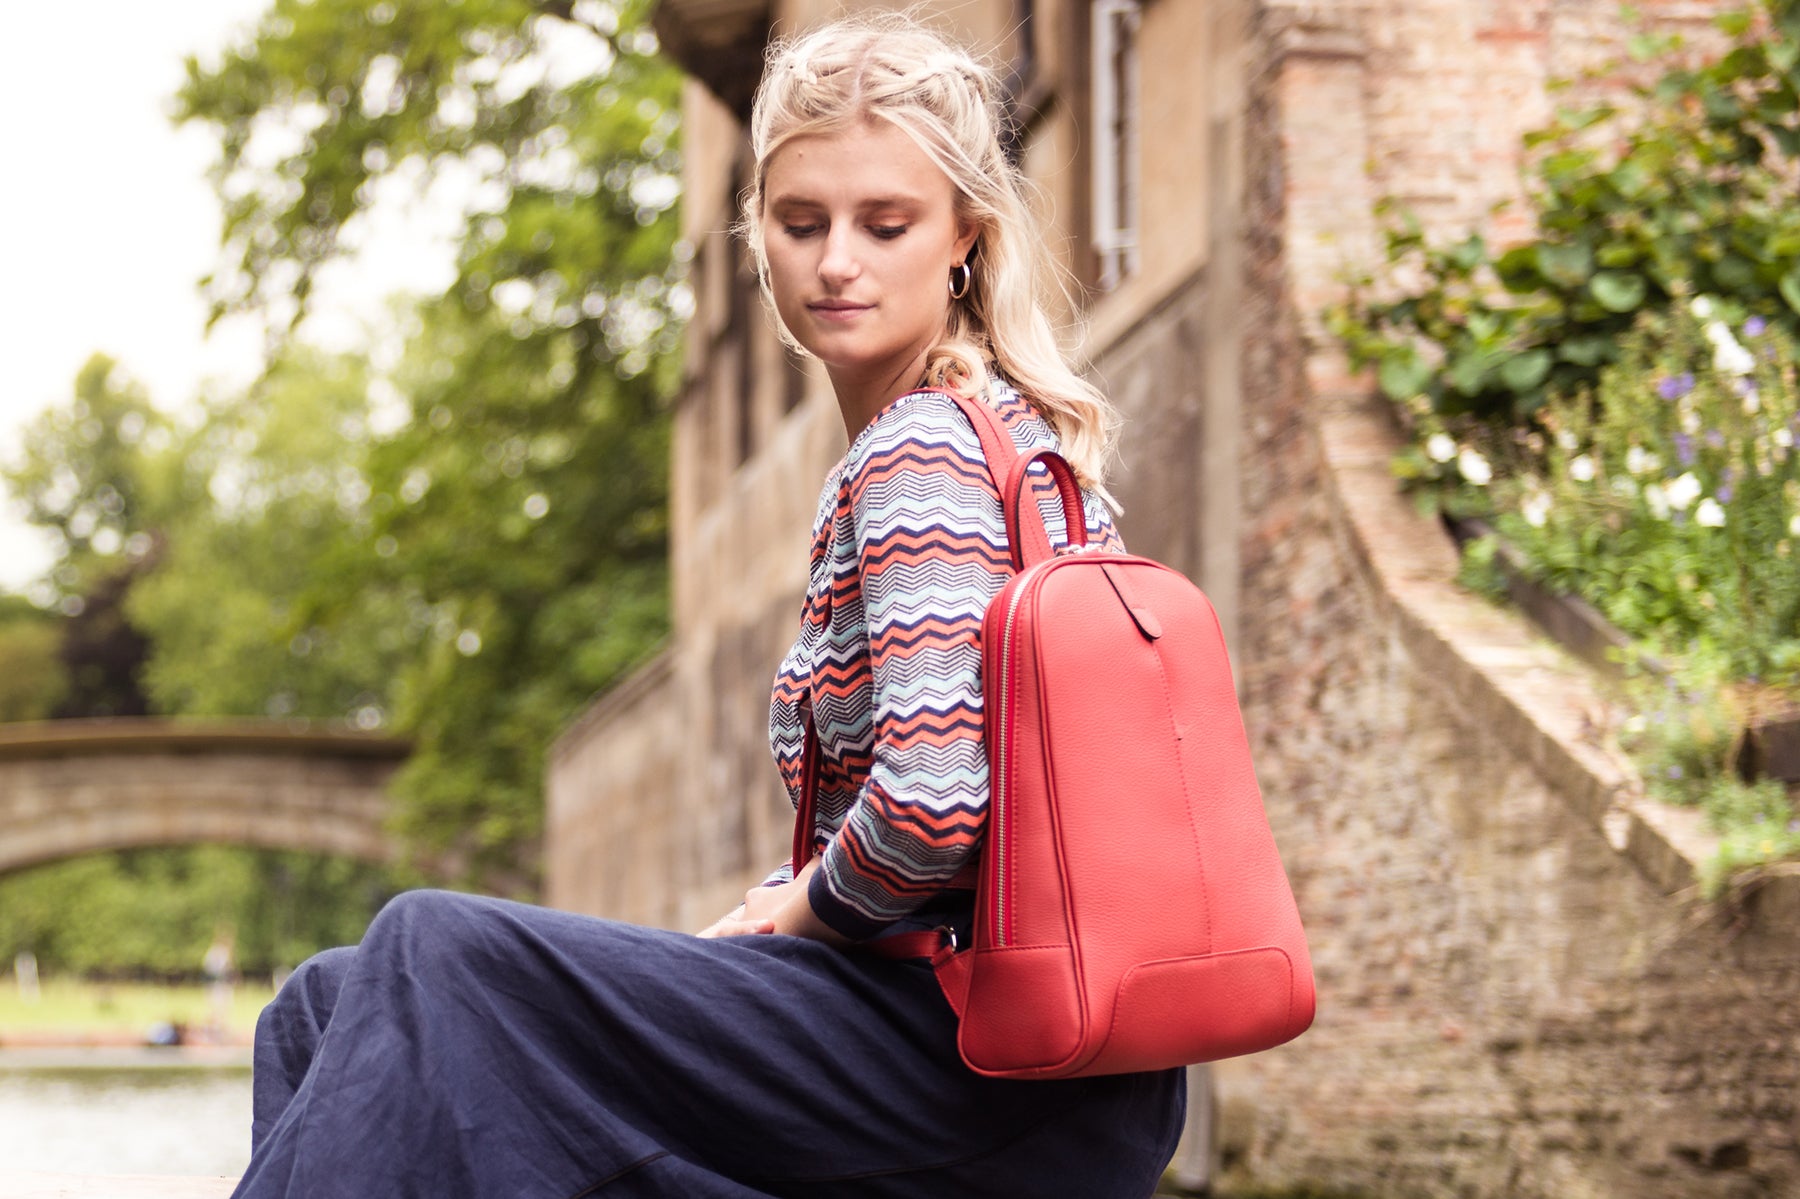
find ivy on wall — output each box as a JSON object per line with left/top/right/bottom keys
{"left": 1332, "top": 0, "right": 1800, "bottom": 426}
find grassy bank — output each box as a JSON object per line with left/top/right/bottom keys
{"left": 0, "top": 978, "right": 275, "bottom": 1042}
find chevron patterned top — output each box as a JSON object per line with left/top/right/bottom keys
{"left": 768, "top": 383, "right": 1124, "bottom": 940}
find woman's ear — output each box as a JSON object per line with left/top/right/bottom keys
{"left": 954, "top": 222, "right": 980, "bottom": 269}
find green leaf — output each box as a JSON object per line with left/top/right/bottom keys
{"left": 1498, "top": 348, "right": 1553, "bottom": 392}
{"left": 1767, "top": 230, "right": 1800, "bottom": 258}
{"left": 1590, "top": 270, "right": 1648, "bottom": 312}
{"left": 1448, "top": 234, "right": 1487, "bottom": 271}
{"left": 1596, "top": 242, "right": 1643, "bottom": 269}
{"left": 1780, "top": 268, "right": 1800, "bottom": 315}
{"left": 1701, "top": 87, "right": 1742, "bottom": 122}
{"left": 1714, "top": 10, "right": 1751, "bottom": 36}
{"left": 1495, "top": 244, "right": 1546, "bottom": 291}
{"left": 1447, "top": 350, "right": 1490, "bottom": 397}
{"left": 1536, "top": 240, "right": 1594, "bottom": 288}
{"left": 1377, "top": 349, "right": 1433, "bottom": 401}
{"left": 1558, "top": 335, "right": 1612, "bottom": 367}
{"left": 1713, "top": 254, "right": 1757, "bottom": 291}
{"left": 1608, "top": 160, "right": 1652, "bottom": 200}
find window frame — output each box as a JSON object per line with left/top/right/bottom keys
{"left": 1090, "top": 0, "right": 1143, "bottom": 291}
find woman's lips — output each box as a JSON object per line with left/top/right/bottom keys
{"left": 808, "top": 301, "right": 873, "bottom": 322}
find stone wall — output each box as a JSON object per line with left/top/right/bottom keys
{"left": 1212, "top": 1, "right": 1800, "bottom": 1194}
{"left": 1094, "top": 267, "right": 1210, "bottom": 574}
{"left": 1219, "top": 390, "right": 1800, "bottom": 1196}
{"left": 546, "top": 650, "right": 688, "bottom": 926}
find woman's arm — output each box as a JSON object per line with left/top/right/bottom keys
{"left": 805, "top": 394, "right": 1010, "bottom": 941}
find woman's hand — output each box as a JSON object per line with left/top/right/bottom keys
{"left": 695, "top": 907, "right": 775, "bottom": 939}
{"left": 755, "top": 861, "right": 853, "bottom": 948}
{"left": 695, "top": 860, "right": 851, "bottom": 948}
{"left": 694, "top": 863, "right": 811, "bottom": 938}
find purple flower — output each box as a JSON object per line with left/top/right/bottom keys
{"left": 1717, "top": 481, "right": 1734, "bottom": 502}
{"left": 1674, "top": 432, "right": 1695, "bottom": 465}
{"left": 1705, "top": 430, "right": 1726, "bottom": 449}
{"left": 1657, "top": 373, "right": 1695, "bottom": 400}
{"left": 1745, "top": 316, "right": 1768, "bottom": 336}
{"left": 1667, "top": 766, "right": 1684, "bottom": 780}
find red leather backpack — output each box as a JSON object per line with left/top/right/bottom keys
{"left": 796, "top": 390, "right": 1315, "bottom": 1079}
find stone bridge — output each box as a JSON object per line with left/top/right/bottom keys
{"left": 0, "top": 719, "right": 411, "bottom": 878}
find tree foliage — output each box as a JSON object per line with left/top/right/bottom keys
{"left": 4, "top": 355, "right": 184, "bottom": 573}
{"left": 2, "top": 356, "right": 187, "bottom": 717}
{"left": 124, "top": 350, "right": 418, "bottom": 723}
{"left": 0, "top": 0, "right": 683, "bottom": 970}
{"left": 0, "top": 848, "right": 400, "bottom": 979}
{"left": 0, "top": 596, "right": 68, "bottom": 722}
{"left": 162, "top": 0, "right": 684, "bottom": 878}
{"left": 174, "top": 0, "right": 682, "bottom": 344}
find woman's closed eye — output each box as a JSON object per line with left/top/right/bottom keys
{"left": 782, "top": 223, "right": 909, "bottom": 240}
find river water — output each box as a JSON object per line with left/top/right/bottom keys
{"left": 0, "top": 1050, "right": 251, "bottom": 1177}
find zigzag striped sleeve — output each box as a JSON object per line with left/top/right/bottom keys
{"left": 805, "top": 395, "right": 1009, "bottom": 939}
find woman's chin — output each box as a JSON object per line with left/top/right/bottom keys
{"left": 808, "top": 343, "right": 904, "bottom": 378}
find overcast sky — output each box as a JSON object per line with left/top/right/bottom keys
{"left": 0, "top": 1, "right": 460, "bottom": 592}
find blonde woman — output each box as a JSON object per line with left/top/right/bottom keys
{"left": 235, "top": 15, "right": 1183, "bottom": 1198}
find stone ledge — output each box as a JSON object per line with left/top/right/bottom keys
{"left": 547, "top": 644, "right": 674, "bottom": 769}
{"left": 1309, "top": 372, "right": 1800, "bottom": 923}
{"left": 0, "top": 1174, "right": 235, "bottom": 1199}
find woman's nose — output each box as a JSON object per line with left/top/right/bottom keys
{"left": 817, "top": 225, "right": 860, "bottom": 285}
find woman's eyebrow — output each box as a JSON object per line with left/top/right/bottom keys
{"left": 766, "top": 193, "right": 926, "bottom": 212}
{"left": 856, "top": 195, "right": 925, "bottom": 211}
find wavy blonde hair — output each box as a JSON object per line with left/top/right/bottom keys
{"left": 739, "top": 11, "right": 1120, "bottom": 491}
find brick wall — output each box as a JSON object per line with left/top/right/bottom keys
{"left": 1218, "top": 0, "right": 1800, "bottom": 1193}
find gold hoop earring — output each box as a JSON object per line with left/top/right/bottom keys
{"left": 948, "top": 262, "right": 972, "bottom": 300}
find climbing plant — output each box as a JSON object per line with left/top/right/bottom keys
{"left": 1328, "top": 2, "right": 1800, "bottom": 887}
{"left": 1332, "top": 0, "right": 1800, "bottom": 430}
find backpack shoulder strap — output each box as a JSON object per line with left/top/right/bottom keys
{"left": 940, "top": 390, "right": 1087, "bottom": 570}
{"left": 940, "top": 390, "right": 1061, "bottom": 568}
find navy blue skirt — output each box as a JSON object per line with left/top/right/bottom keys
{"left": 235, "top": 890, "right": 1184, "bottom": 1198}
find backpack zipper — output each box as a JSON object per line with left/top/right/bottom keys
{"left": 992, "top": 556, "right": 1058, "bottom": 947}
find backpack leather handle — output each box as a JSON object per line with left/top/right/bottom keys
{"left": 938, "top": 391, "right": 1085, "bottom": 571}
{"left": 1004, "top": 448, "right": 1087, "bottom": 571}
